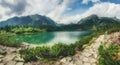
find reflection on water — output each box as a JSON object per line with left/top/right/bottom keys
{"left": 13, "top": 31, "right": 91, "bottom": 45}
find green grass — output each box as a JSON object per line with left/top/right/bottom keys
{"left": 19, "top": 43, "right": 75, "bottom": 62}
{"left": 0, "top": 34, "right": 21, "bottom": 47}
{"left": 98, "top": 43, "right": 120, "bottom": 65}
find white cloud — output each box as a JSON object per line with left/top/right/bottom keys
{"left": 0, "top": 0, "right": 120, "bottom": 24}
{"left": 82, "top": 2, "right": 120, "bottom": 18}
{"left": 59, "top": 2, "right": 120, "bottom": 24}
{"left": 0, "top": 0, "right": 74, "bottom": 23}
{"left": 82, "top": 0, "right": 100, "bottom": 4}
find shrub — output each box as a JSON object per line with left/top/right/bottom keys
{"left": 52, "top": 43, "right": 75, "bottom": 57}
{"left": 98, "top": 43, "right": 120, "bottom": 65}
{"left": 0, "top": 34, "right": 21, "bottom": 47}
{"left": 19, "top": 43, "right": 75, "bottom": 62}
{"left": 35, "top": 46, "right": 52, "bottom": 58}
{"left": 19, "top": 48, "right": 37, "bottom": 62}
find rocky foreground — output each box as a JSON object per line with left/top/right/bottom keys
{"left": 0, "top": 32, "right": 120, "bottom": 65}
{"left": 57, "top": 35, "right": 104, "bottom": 65}
{"left": 0, "top": 45, "right": 23, "bottom": 65}
{"left": 57, "top": 32, "right": 120, "bottom": 65}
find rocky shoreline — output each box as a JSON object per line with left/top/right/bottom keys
{"left": 0, "top": 45, "right": 24, "bottom": 65}
{"left": 0, "top": 32, "right": 120, "bottom": 65}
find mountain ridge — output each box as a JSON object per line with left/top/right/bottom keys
{"left": 0, "top": 14, "right": 57, "bottom": 27}
{"left": 77, "top": 14, "right": 120, "bottom": 29}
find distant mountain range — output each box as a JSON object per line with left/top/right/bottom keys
{"left": 78, "top": 15, "right": 120, "bottom": 29}
{"left": 0, "top": 14, "right": 120, "bottom": 30}
{"left": 0, "top": 14, "right": 56, "bottom": 27}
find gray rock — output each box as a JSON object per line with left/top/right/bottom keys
{"left": 2, "top": 54, "right": 16, "bottom": 62}
{"left": 83, "top": 57, "right": 88, "bottom": 62}
{"left": 60, "top": 58, "right": 66, "bottom": 63}
{"left": 84, "top": 53, "right": 92, "bottom": 57}
{"left": 6, "top": 61, "right": 16, "bottom": 65}
{"left": 76, "top": 61, "right": 83, "bottom": 65}
{"left": 15, "top": 62, "right": 24, "bottom": 65}
{"left": 14, "top": 56, "right": 24, "bottom": 62}
{"left": 67, "top": 57, "right": 73, "bottom": 62}
{"left": 0, "top": 63, "right": 4, "bottom": 65}
{"left": 0, "top": 55, "right": 4, "bottom": 58}
{"left": 0, "top": 49, "right": 6, "bottom": 55}
{"left": 89, "top": 58, "right": 96, "bottom": 63}
{"left": 83, "top": 62, "right": 91, "bottom": 65}
{"left": 0, "top": 59, "right": 2, "bottom": 63}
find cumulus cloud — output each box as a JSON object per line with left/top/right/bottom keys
{"left": 0, "top": 0, "right": 74, "bottom": 22}
{"left": 0, "top": 0, "right": 28, "bottom": 15}
{"left": 0, "top": 0, "right": 120, "bottom": 24}
{"left": 59, "top": 2, "right": 120, "bottom": 24}
{"left": 82, "top": 0, "right": 100, "bottom": 4}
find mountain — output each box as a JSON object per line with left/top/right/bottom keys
{"left": 78, "top": 15, "right": 120, "bottom": 29}
{"left": 0, "top": 14, "right": 57, "bottom": 27}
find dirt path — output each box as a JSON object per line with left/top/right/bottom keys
{"left": 59, "top": 35, "right": 105, "bottom": 65}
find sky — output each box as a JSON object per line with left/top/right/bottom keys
{"left": 0, "top": 0, "right": 120, "bottom": 24}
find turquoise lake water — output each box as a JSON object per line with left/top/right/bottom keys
{"left": 13, "top": 31, "right": 91, "bottom": 45}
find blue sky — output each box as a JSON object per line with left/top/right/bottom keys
{"left": 65, "top": 0, "right": 120, "bottom": 15}
{"left": 0, "top": 0, "right": 120, "bottom": 24}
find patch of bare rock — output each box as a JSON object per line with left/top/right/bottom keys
{"left": 0, "top": 45, "right": 24, "bottom": 65}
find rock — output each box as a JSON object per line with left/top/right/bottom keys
{"left": 0, "top": 49, "right": 6, "bottom": 55}
{"left": 0, "top": 63, "right": 4, "bottom": 65}
{"left": 84, "top": 53, "right": 92, "bottom": 57}
{"left": 93, "top": 54, "right": 97, "bottom": 59}
{"left": 2, "top": 54, "right": 16, "bottom": 62}
{"left": 92, "top": 63, "right": 96, "bottom": 65}
{"left": 15, "top": 62, "right": 24, "bottom": 65}
{"left": 79, "top": 56, "right": 84, "bottom": 60}
{"left": 60, "top": 58, "right": 67, "bottom": 63}
{"left": 67, "top": 57, "right": 73, "bottom": 62}
{"left": 83, "top": 57, "right": 88, "bottom": 62}
{"left": 76, "top": 61, "right": 83, "bottom": 65}
{"left": 14, "top": 56, "right": 24, "bottom": 62}
{"left": 0, "top": 55, "right": 4, "bottom": 58}
{"left": 9, "top": 48, "right": 17, "bottom": 53}
{"left": 6, "top": 61, "right": 16, "bottom": 65}
{"left": 83, "top": 62, "right": 91, "bottom": 65}
{"left": 0, "top": 59, "right": 2, "bottom": 62}
{"left": 24, "top": 62, "right": 32, "bottom": 65}
{"left": 89, "top": 58, "right": 96, "bottom": 63}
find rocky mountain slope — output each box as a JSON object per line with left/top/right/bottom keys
{"left": 0, "top": 14, "right": 56, "bottom": 27}
{"left": 78, "top": 15, "right": 120, "bottom": 29}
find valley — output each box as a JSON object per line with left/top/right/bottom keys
{"left": 0, "top": 14, "right": 120, "bottom": 65}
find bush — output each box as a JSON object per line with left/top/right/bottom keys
{"left": 19, "top": 48, "right": 37, "bottom": 62}
{"left": 98, "top": 43, "right": 120, "bottom": 65}
{"left": 35, "top": 46, "right": 52, "bottom": 58}
{"left": 19, "top": 43, "right": 75, "bottom": 62}
{"left": 0, "top": 34, "right": 21, "bottom": 47}
{"left": 52, "top": 43, "right": 75, "bottom": 57}
{"left": 11, "top": 27, "right": 45, "bottom": 34}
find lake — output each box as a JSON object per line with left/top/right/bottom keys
{"left": 13, "top": 31, "right": 91, "bottom": 45}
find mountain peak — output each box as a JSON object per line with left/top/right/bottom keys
{"left": 0, "top": 14, "right": 56, "bottom": 27}
{"left": 78, "top": 14, "right": 120, "bottom": 29}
